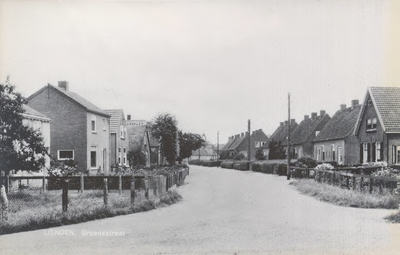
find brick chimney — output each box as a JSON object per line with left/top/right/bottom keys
{"left": 58, "top": 81, "right": 69, "bottom": 91}
{"left": 351, "top": 99, "right": 359, "bottom": 108}
{"left": 290, "top": 119, "right": 295, "bottom": 124}
{"left": 127, "top": 114, "right": 131, "bottom": 120}
{"left": 284, "top": 120, "right": 288, "bottom": 126}
{"left": 340, "top": 104, "right": 346, "bottom": 110}
{"left": 235, "top": 134, "right": 240, "bottom": 138}
{"left": 304, "top": 115, "right": 309, "bottom": 120}
{"left": 280, "top": 122, "right": 283, "bottom": 126}
{"left": 311, "top": 112, "right": 317, "bottom": 118}
{"left": 241, "top": 132, "right": 244, "bottom": 137}
{"left": 320, "top": 110, "right": 326, "bottom": 116}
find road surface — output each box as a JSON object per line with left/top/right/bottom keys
{"left": 1, "top": 165, "right": 400, "bottom": 255}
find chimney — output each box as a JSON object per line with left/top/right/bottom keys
{"left": 290, "top": 119, "right": 295, "bottom": 124}
{"left": 127, "top": 115, "right": 131, "bottom": 120}
{"left": 320, "top": 110, "right": 326, "bottom": 116}
{"left": 351, "top": 99, "right": 359, "bottom": 108}
{"left": 58, "top": 81, "right": 69, "bottom": 91}
{"left": 311, "top": 112, "right": 317, "bottom": 118}
{"left": 235, "top": 134, "right": 240, "bottom": 138}
{"left": 340, "top": 104, "right": 346, "bottom": 111}
{"left": 280, "top": 122, "right": 284, "bottom": 126}
{"left": 241, "top": 132, "right": 244, "bottom": 137}
{"left": 252, "top": 131, "right": 255, "bottom": 135}
{"left": 304, "top": 115, "right": 309, "bottom": 120}
{"left": 284, "top": 120, "right": 288, "bottom": 126}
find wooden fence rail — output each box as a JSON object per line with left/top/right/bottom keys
{"left": 290, "top": 166, "right": 399, "bottom": 193}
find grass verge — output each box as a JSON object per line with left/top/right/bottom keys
{"left": 0, "top": 189, "right": 182, "bottom": 235}
{"left": 290, "top": 179, "right": 399, "bottom": 209}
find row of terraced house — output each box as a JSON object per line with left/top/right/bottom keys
{"left": 21, "top": 81, "right": 160, "bottom": 175}
{"left": 222, "top": 87, "right": 400, "bottom": 167}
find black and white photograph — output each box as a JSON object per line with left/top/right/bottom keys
{"left": 1, "top": 0, "right": 400, "bottom": 254}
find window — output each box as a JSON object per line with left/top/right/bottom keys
{"left": 58, "top": 150, "right": 74, "bottom": 160}
{"left": 123, "top": 147, "right": 127, "bottom": 165}
{"left": 91, "top": 115, "right": 97, "bottom": 132}
{"left": 316, "top": 148, "right": 321, "bottom": 161}
{"left": 363, "top": 143, "right": 369, "bottom": 163}
{"left": 338, "top": 147, "right": 343, "bottom": 165}
{"left": 322, "top": 145, "right": 325, "bottom": 161}
{"left": 315, "top": 131, "right": 320, "bottom": 136}
{"left": 366, "top": 118, "right": 377, "bottom": 131}
{"left": 118, "top": 147, "right": 121, "bottom": 164}
{"left": 120, "top": 125, "right": 124, "bottom": 138}
{"left": 376, "top": 142, "right": 381, "bottom": 161}
{"left": 103, "top": 119, "right": 106, "bottom": 131}
{"left": 90, "top": 147, "right": 97, "bottom": 168}
{"left": 331, "top": 145, "right": 335, "bottom": 161}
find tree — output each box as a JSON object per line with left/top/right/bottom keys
{"left": 127, "top": 149, "right": 146, "bottom": 169}
{"left": 0, "top": 78, "right": 48, "bottom": 175}
{"left": 151, "top": 113, "right": 178, "bottom": 165}
{"left": 177, "top": 131, "right": 206, "bottom": 163}
{"left": 255, "top": 147, "right": 266, "bottom": 160}
{"left": 268, "top": 139, "right": 286, "bottom": 160}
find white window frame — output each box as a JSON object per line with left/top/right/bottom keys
{"left": 91, "top": 115, "right": 97, "bottom": 133}
{"left": 366, "top": 117, "right": 377, "bottom": 131}
{"left": 338, "top": 147, "right": 343, "bottom": 165}
{"left": 331, "top": 144, "right": 335, "bottom": 161}
{"left": 90, "top": 146, "right": 97, "bottom": 168}
{"left": 321, "top": 145, "right": 325, "bottom": 161}
{"left": 376, "top": 142, "right": 381, "bottom": 161}
{"left": 316, "top": 147, "right": 321, "bottom": 161}
{"left": 58, "top": 150, "right": 74, "bottom": 160}
{"left": 363, "top": 143, "right": 368, "bottom": 163}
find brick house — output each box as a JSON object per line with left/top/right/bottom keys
{"left": 266, "top": 120, "right": 298, "bottom": 159}
{"left": 290, "top": 111, "right": 330, "bottom": 159}
{"left": 26, "top": 81, "right": 111, "bottom": 174}
{"left": 354, "top": 87, "right": 400, "bottom": 165}
{"left": 313, "top": 100, "right": 361, "bottom": 165}
{"left": 105, "top": 109, "right": 129, "bottom": 168}
{"left": 125, "top": 119, "right": 153, "bottom": 167}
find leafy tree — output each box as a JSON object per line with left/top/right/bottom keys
{"left": 177, "top": 131, "right": 206, "bottom": 163}
{"left": 255, "top": 147, "right": 266, "bottom": 160}
{"left": 234, "top": 153, "right": 245, "bottom": 160}
{"left": 0, "top": 78, "right": 48, "bottom": 175}
{"left": 151, "top": 113, "right": 178, "bottom": 165}
{"left": 268, "top": 139, "right": 286, "bottom": 159}
{"left": 127, "top": 149, "right": 147, "bottom": 169}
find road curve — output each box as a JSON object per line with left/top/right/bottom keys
{"left": 1, "top": 165, "right": 400, "bottom": 255}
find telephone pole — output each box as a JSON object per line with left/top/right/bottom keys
{"left": 287, "top": 93, "right": 291, "bottom": 180}
{"left": 248, "top": 119, "right": 251, "bottom": 161}
{"left": 217, "top": 131, "right": 219, "bottom": 160}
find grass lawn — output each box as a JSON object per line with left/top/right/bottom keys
{"left": 0, "top": 188, "right": 181, "bottom": 235}
{"left": 290, "top": 179, "right": 399, "bottom": 209}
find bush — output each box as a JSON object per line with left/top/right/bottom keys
{"left": 202, "top": 161, "right": 222, "bottom": 167}
{"left": 234, "top": 153, "right": 245, "bottom": 161}
{"left": 233, "top": 161, "right": 250, "bottom": 171}
{"left": 277, "top": 164, "right": 287, "bottom": 176}
{"left": 296, "top": 157, "right": 317, "bottom": 168}
{"left": 220, "top": 161, "right": 235, "bottom": 169}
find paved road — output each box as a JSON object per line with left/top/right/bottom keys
{"left": 2, "top": 166, "right": 400, "bottom": 255}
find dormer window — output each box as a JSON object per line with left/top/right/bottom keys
{"left": 366, "top": 118, "right": 377, "bottom": 131}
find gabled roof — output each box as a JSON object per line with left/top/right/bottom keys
{"left": 355, "top": 87, "right": 400, "bottom": 134}
{"left": 290, "top": 114, "right": 330, "bottom": 145}
{"left": 27, "top": 84, "right": 110, "bottom": 117}
{"left": 221, "top": 136, "right": 236, "bottom": 151}
{"left": 251, "top": 129, "right": 268, "bottom": 141}
{"left": 105, "top": 109, "right": 125, "bottom": 134}
{"left": 228, "top": 135, "right": 246, "bottom": 151}
{"left": 314, "top": 105, "right": 361, "bottom": 142}
{"left": 22, "top": 105, "right": 50, "bottom": 120}
{"left": 268, "top": 121, "right": 298, "bottom": 146}
{"left": 192, "top": 145, "right": 215, "bottom": 157}
{"left": 127, "top": 125, "right": 147, "bottom": 151}
{"left": 148, "top": 131, "right": 159, "bottom": 147}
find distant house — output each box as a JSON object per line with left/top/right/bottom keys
{"left": 354, "top": 87, "right": 400, "bottom": 165}
{"left": 266, "top": 120, "right": 298, "bottom": 159}
{"left": 126, "top": 119, "right": 154, "bottom": 167}
{"left": 190, "top": 143, "right": 218, "bottom": 161}
{"left": 220, "top": 129, "right": 268, "bottom": 160}
{"left": 313, "top": 100, "right": 361, "bottom": 165}
{"left": 105, "top": 109, "right": 129, "bottom": 168}
{"left": 290, "top": 110, "right": 330, "bottom": 159}
{"left": 26, "top": 81, "right": 111, "bottom": 174}
{"left": 21, "top": 105, "right": 51, "bottom": 170}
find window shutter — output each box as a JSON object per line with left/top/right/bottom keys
{"left": 372, "top": 143, "right": 376, "bottom": 162}
{"left": 367, "top": 143, "right": 371, "bottom": 162}
{"left": 360, "top": 144, "right": 363, "bottom": 163}
{"left": 380, "top": 142, "right": 384, "bottom": 161}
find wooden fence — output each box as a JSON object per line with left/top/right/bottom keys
{"left": 290, "top": 166, "right": 399, "bottom": 193}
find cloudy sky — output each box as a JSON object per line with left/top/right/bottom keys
{"left": 1, "top": 0, "right": 399, "bottom": 144}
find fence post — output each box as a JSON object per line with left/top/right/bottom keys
{"left": 42, "top": 176, "right": 46, "bottom": 193}
{"left": 0, "top": 185, "right": 8, "bottom": 221}
{"left": 346, "top": 176, "right": 350, "bottom": 189}
{"left": 332, "top": 172, "right": 336, "bottom": 186}
{"left": 119, "top": 175, "right": 122, "bottom": 195}
{"left": 103, "top": 178, "right": 108, "bottom": 207}
{"left": 360, "top": 177, "right": 364, "bottom": 191}
{"left": 352, "top": 176, "right": 356, "bottom": 190}
{"left": 62, "top": 179, "right": 69, "bottom": 212}
{"left": 6, "top": 175, "right": 10, "bottom": 194}
{"left": 80, "top": 174, "right": 84, "bottom": 193}
{"left": 369, "top": 178, "right": 373, "bottom": 193}
{"left": 130, "top": 177, "right": 135, "bottom": 205}
{"left": 323, "top": 171, "right": 326, "bottom": 183}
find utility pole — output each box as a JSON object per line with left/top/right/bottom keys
{"left": 217, "top": 131, "right": 219, "bottom": 160}
{"left": 248, "top": 119, "right": 251, "bottom": 161}
{"left": 287, "top": 93, "right": 291, "bottom": 180}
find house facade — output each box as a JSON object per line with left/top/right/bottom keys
{"left": 126, "top": 119, "right": 153, "bottom": 167}
{"left": 105, "top": 109, "right": 129, "bottom": 168}
{"left": 21, "top": 105, "right": 51, "bottom": 170}
{"left": 354, "top": 87, "right": 400, "bottom": 165}
{"left": 313, "top": 100, "right": 361, "bottom": 165}
{"left": 290, "top": 111, "right": 330, "bottom": 159}
{"left": 266, "top": 120, "right": 298, "bottom": 159}
{"left": 26, "top": 81, "right": 111, "bottom": 174}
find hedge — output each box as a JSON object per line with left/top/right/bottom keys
{"left": 220, "top": 161, "right": 235, "bottom": 169}
{"left": 233, "top": 161, "right": 250, "bottom": 171}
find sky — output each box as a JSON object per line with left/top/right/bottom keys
{"left": 1, "top": 0, "right": 399, "bottom": 145}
